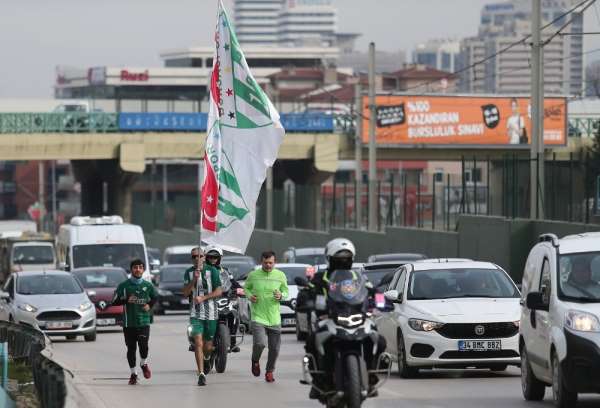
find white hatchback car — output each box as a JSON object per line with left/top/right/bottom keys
{"left": 520, "top": 233, "right": 600, "bottom": 407}
{"left": 375, "top": 260, "right": 521, "bottom": 377}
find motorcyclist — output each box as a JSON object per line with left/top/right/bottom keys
{"left": 205, "top": 245, "right": 242, "bottom": 353}
{"left": 304, "top": 238, "right": 387, "bottom": 399}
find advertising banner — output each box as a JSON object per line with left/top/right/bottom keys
{"left": 362, "top": 95, "right": 567, "bottom": 147}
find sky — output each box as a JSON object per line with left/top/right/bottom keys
{"left": 2, "top": 0, "right": 600, "bottom": 97}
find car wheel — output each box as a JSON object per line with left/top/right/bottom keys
{"left": 552, "top": 352, "right": 577, "bottom": 408}
{"left": 397, "top": 330, "right": 419, "bottom": 378}
{"left": 84, "top": 331, "right": 97, "bottom": 342}
{"left": 521, "top": 346, "right": 545, "bottom": 401}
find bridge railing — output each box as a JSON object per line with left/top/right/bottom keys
{"left": 0, "top": 112, "right": 336, "bottom": 134}
{"left": 0, "top": 113, "right": 119, "bottom": 133}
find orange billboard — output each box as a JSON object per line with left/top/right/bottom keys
{"left": 362, "top": 95, "right": 567, "bottom": 147}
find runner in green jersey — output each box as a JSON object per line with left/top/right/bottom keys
{"left": 112, "top": 259, "right": 157, "bottom": 385}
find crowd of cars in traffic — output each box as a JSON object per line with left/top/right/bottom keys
{"left": 0, "top": 215, "right": 599, "bottom": 406}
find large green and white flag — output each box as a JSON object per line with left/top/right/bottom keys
{"left": 201, "top": 0, "right": 285, "bottom": 253}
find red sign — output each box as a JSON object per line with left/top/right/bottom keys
{"left": 120, "top": 69, "right": 149, "bottom": 82}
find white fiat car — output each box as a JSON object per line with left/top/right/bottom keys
{"left": 375, "top": 260, "right": 521, "bottom": 377}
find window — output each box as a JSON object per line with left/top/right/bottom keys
{"left": 539, "top": 258, "right": 552, "bottom": 305}
{"left": 434, "top": 170, "right": 443, "bottom": 183}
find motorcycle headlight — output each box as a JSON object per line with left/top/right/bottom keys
{"left": 565, "top": 310, "right": 600, "bottom": 332}
{"left": 17, "top": 303, "right": 38, "bottom": 313}
{"left": 336, "top": 314, "right": 364, "bottom": 328}
{"left": 158, "top": 288, "right": 173, "bottom": 297}
{"left": 408, "top": 318, "right": 444, "bottom": 332}
{"left": 79, "top": 301, "right": 93, "bottom": 312}
{"left": 217, "top": 298, "right": 229, "bottom": 307}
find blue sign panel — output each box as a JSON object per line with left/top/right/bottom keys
{"left": 119, "top": 113, "right": 207, "bottom": 131}
{"left": 280, "top": 113, "right": 334, "bottom": 132}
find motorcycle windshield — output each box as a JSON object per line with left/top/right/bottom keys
{"left": 327, "top": 269, "right": 368, "bottom": 306}
{"left": 220, "top": 269, "right": 232, "bottom": 293}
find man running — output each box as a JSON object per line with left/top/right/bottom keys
{"left": 243, "top": 250, "right": 288, "bottom": 383}
{"left": 112, "top": 259, "right": 157, "bottom": 385}
{"left": 183, "top": 246, "right": 222, "bottom": 386}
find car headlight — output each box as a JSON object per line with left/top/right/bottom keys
{"left": 17, "top": 303, "right": 38, "bottom": 313}
{"left": 79, "top": 301, "right": 93, "bottom": 312}
{"left": 565, "top": 310, "right": 600, "bottom": 332}
{"left": 408, "top": 318, "right": 444, "bottom": 332}
{"left": 158, "top": 289, "right": 173, "bottom": 297}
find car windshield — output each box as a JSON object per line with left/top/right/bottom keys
{"left": 558, "top": 252, "right": 600, "bottom": 302}
{"left": 166, "top": 253, "right": 191, "bottom": 265}
{"left": 12, "top": 245, "right": 54, "bottom": 264}
{"left": 222, "top": 261, "right": 255, "bottom": 280}
{"left": 17, "top": 274, "right": 83, "bottom": 295}
{"left": 363, "top": 267, "right": 397, "bottom": 289}
{"left": 407, "top": 268, "right": 519, "bottom": 300}
{"left": 160, "top": 266, "right": 188, "bottom": 283}
{"left": 294, "top": 254, "right": 327, "bottom": 265}
{"left": 279, "top": 266, "right": 309, "bottom": 285}
{"left": 73, "top": 269, "right": 127, "bottom": 288}
{"left": 72, "top": 244, "right": 145, "bottom": 270}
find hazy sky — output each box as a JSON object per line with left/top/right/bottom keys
{"left": 2, "top": 0, "right": 600, "bottom": 97}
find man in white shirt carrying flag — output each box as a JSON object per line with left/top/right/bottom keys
{"left": 201, "top": 0, "right": 285, "bottom": 254}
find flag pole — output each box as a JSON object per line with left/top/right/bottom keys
{"left": 198, "top": 159, "right": 203, "bottom": 251}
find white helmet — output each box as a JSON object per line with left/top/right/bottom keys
{"left": 325, "top": 238, "right": 356, "bottom": 259}
{"left": 205, "top": 245, "right": 223, "bottom": 257}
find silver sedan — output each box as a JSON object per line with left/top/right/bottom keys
{"left": 0, "top": 270, "right": 97, "bottom": 341}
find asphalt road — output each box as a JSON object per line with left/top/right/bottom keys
{"left": 51, "top": 313, "right": 600, "bottom": 408}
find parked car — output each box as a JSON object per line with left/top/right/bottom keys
{"left": 0, "top": 270, "right": 96, "bottom": 341}
{"left": 367, "top": 253, "right": 427, "bottom": 263}
{"left": 282, "top": 247, "right": 326, "bottom": 265}
{"left": 520, "top": 233, "right": 600, "bottom": 407}
{"left": 72, "top": 267, "right": 128, "bottom": 328}
{"left": 163, "top": 245, "right": 196, "bottom": 265}
{"left": 147, "top": 247, "right": 162, "bottom": 281}
{"left": 376, "top": 260, "right": 521, "bottom": 378}
{"left": 154, "top": 264, "right": 191, "bottom": 315}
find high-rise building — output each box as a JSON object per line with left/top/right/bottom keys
{"left": 234, "top": 0, "right": 350, "bottom": 50}
{"left": 459, "top": 0, "right": 583, "bottom": 95}
{"left": 234, "top": 0, "right": 283, "bottom": 46}
{"left": 413, "top": 39, "right": 461, "bottom": 73}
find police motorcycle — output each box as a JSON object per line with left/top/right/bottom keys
{"left": 187, "top": 267, "right": 245, "bottom": 374}
{"left": 296, "top": 270, "right": 391, "bottom": 408}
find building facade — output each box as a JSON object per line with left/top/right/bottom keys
{"left": 413, "top": 39, "right": 461, "bottom": 73}
{"left": 459, "top": 0, "right": 583, "bottom": 95}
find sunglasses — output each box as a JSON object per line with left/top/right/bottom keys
{"left": 192, "top": 254, "right": 205, "bottom": 260}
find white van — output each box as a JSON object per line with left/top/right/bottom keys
{"left": 56, "top": 215, "right": 151, "bottom": 281}
{"left": 520, "top": 232, "right": 600, "bottom": 408}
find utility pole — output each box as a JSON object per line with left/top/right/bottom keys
{"left": 368, "top": 42, "right": 377, "bottom": 231}
{"left": 51, "top": 161, "right": 57, "bottom": 233}
{"left": 354, "top": 83, "right": 363, "bottom": 229}
{"left": 530, "top": 0, "right": 544, "bottom": 219}
{"left": 38, "top": 161, "right": 45, "bottom": 232}
{"left": 266, "top": 167, "right": 273, "bottom": 231}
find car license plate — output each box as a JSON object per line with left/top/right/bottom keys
{"left": 458, "top": 340, "right": 501, "bottom": 351}
{"left": 180, "top": 298, "right": 189, "bottom": 305}
{"left": 46, "top": 321, "right": 73, "bottom": 330}
{"left": 96, "top": 318, "right": 116, "bottom": 326}
{"left": 282, "top": 318, "right": 296, "bottom": 326}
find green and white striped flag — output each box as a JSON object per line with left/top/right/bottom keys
{"left": 201, "top": 0, "right": 285, "bottom": 253}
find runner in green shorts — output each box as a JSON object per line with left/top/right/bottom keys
{"left": 183, "top": 246, "right": 222, "bottom": 386}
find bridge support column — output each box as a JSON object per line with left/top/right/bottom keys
{"left": 72, "top": 159, "right": 142, "bottom": 222}
{"left": 281, "top": 160, "right": 332, "bottom": 230}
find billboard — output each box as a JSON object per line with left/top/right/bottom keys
{"left": 362, "top": 95, "right": 567, "bottom": 147}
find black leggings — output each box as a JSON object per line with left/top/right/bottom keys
{"left": 123, "top": 326, "right": 150, "bottom": 368}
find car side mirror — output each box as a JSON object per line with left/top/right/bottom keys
{"left": 295, "top": 276, "right": 309, "bottom": 287}
{"left": 0, "top": 291, "right": 10, "bottom": 300}
{"left": 526, "top": 292, "right": 549, "bottom": 311}
{"left": 384, "top": 290, "right": 402, "bottom": 303}
{"left": 59, "top": 262, "right": 69, "bottom": 271}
